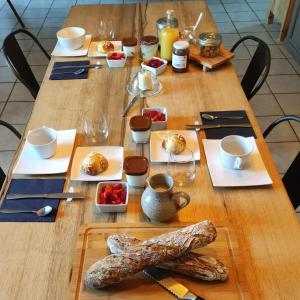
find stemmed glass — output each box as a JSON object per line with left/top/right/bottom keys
{"left": 83, "top": 111, "right": 109, "bottom": 145}
{"left": 98, "top": 19, "right": 116, "bottom": 40}
{"left": 167, "top": 149, "right": 196, "bottom": 186}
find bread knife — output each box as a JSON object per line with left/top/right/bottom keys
{"left": 186, "top": 123, "right": 251, "bottom": 129}
{"left": 143, "top": 267, "right": 205, "bottom": 300}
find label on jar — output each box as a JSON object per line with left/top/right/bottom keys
{"left": 172, "top": 54, "right": 187, "bottom": 69}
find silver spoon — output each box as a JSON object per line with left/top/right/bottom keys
{"left": 51, "top": 68, "right": 87, "bottom": 76}
{"left": 202, "top": 113, "right": 244, "bottom": 120}
{"left": 0, "top": 205, "right": 53, "bottom": 217}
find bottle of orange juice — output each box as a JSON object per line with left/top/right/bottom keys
{"left": 160, "top": 10, "right": 179, "bottom": 62}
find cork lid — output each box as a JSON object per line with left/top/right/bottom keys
{"left": 124, "top": 156, "right": 149, "bottom": 175}
{"left": 129, "top": 115, "right": 152, "bottom": 131}
{"left": 122, "top": 37, "right": 137, "bottom": 46}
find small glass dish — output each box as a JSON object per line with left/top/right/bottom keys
{"left": 127, "top": 71, "right": 162, "bottom": 97}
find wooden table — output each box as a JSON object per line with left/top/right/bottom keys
{"left": 0, "top": 1, "right": 300, "bottom": 299}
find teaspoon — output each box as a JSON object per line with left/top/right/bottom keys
{"left": 202, "top": 113, "right": 244, "bottom": 121}
{"left": 0, "top": 205, "right": 53, "bottom": 217}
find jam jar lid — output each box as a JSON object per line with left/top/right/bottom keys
{"left": 124, "top": 156, "right": 149, "bottom": 175}
{"left": 198, "top": 32, "right": 222, "bottom": 47}
{"left": 173, "top": 40, "right": 189, "bottom": 50}
{"left": 129, "top": 115, "right": 152, "bottom": 131}
{"left": 122, "top": 37, "right": 137, "bottom": 47}
{"left": 141, "top": 35, "right": 159, "bottom": 45}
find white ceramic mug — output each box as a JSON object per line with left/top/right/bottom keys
{"left": 220, "top": 135, "right": 253, "bottom": 170}
{"left": 27, "top": 127, "right": 57, "bottom": 159}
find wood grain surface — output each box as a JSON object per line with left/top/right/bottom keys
{"left": 0, "top": 1, "right": 299, "bottom": 300}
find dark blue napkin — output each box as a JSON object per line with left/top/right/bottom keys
{"left": 200, "top": 110, "right": 257, "bottom": 139}
{"left": 49, "top": 60, "right": 90, "bottom": 80}
{"left": 0, "top": 179, "right": 65, "bottom": 222}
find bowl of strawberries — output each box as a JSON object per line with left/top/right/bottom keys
{"left": 142, "top": 107, "right": 167, "bottom": 130}
{"left": 106, "top": 51, "right": 127, "bottom": 68}
{"left": 95, "top": 181, "right": 128, "bottom": 212}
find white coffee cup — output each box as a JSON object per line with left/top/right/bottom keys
{"left": 27, "top": 127, "right": 57, "bottom": 159}
{"left": 220, "top": 135, "right": 253, "bottom": 170}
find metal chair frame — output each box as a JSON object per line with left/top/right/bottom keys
{"left": 231, "top": 35, "right": 271, "bottom": 101}
{"left": 3, "top": 29, "right": 50, "bottom": 99}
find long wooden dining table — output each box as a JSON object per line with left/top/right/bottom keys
{"left": 0, "top": 1, "right": 300, "bottom": 299}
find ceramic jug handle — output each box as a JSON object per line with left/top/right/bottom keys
{"left": 171, "top": 192, "right": 190, "bottom": 211}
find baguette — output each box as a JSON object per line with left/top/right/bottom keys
{"left": 84, "top": 220, "right": 217, "bottom": 289}
{"left": 107, "top": 234, "right": 228, "bottom": 281}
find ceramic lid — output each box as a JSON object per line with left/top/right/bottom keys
{"left": 129, "top": 115, "right": 151, "bottom": 131}
{"left": 124, "top": 156, "right": 149, "bottom": 175}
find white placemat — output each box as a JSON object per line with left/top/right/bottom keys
{"left": 71, "top": 146, "right": 123, "bottom": 181}
{"left": 51, "top": 34, "right": 92, "bottom": 57}
{"left": 203, "top": 137, "right": 273, "bottom": 187}
{"left": 13, "top": 129, "right": 76, "bottom": 175}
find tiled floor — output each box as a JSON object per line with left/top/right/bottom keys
{"left": 0, "top": 0, "right": 299, "bottom": 218}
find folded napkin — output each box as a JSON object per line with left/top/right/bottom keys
{"left": 200, "top": 110, "right": 256, "bottom": 139}
{"left": 49, "top": 60, "right": 90, "bottom": 80}
{"left": 0, "top": 179, "right": 65, "bottom": 222}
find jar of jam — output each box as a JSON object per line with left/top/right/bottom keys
{"left": 172, "top": 40, "right": 189, "bottom": 73}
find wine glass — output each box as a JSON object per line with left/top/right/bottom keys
{"left": 83, "top": 111, "right": 109, "bottom": 145}
{"left": 167, "top": 149, "right": 196, "bottom": 186}
{"left": 98, "top": 19, "right": 116, "bottom": 40}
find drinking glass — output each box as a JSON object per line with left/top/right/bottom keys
{"left": 98, "top": 19, "right": 116, "bottom": 40}
{"left": 83, "top": 111, "right": 109, "bottom": 144}
{"left": 167, "top": 149, "right": 196, "bottom": 186}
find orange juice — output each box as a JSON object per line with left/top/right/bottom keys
{"left": 160, "top": 27, "right": 179, "bottom": 61}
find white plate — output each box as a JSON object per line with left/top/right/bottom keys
{"left": 203, "top": 137, "right": 273, "bottom": 187}
{"left": 71, "top": 146, "right": 123, "bottom": 181}
{"left": 51, "top": 34, "right": 92, "bottom": 57}
{"left": 88, "top": 41, "right": 122, "bottom": 57}
{"left": 13, "top": 129, "right": 76, "bottom": 175}
{"left": 150, "top": 130, "right": 200, "bottom": 163}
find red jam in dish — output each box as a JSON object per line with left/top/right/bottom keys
{"left": 107, "top": 52, "right": 125, "bottom": 60}
{"left": 143, "top": 110, "right": 166, "bottom": 122}
{"left": 98, "top": 183, "right": 126, "bottom": 205}
{"left": 146, "top": 58, "right": 164, "bottom": 68}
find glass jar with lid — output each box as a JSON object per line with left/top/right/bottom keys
{"left": 198, "top": 32, "right": 222, "bottom": 58}
{"left": 172, "top": 40, "right": 189, "bottom": 73}
{"left": 140, "top": 35, "right": 159, "bottom": 61}
{"left": 156, "top": 9, "right": 179, "bottom": 44}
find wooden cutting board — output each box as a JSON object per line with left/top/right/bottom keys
{"left": 70, "top": 223, "right": 250, "bottom": 300}
{"left": 190, "top": 45, "right": 235, "bottom": 72}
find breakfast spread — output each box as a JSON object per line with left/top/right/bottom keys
{"left": 162, "top": 133, "right": 186, "bottom": 154}
{"left": 81, "top": 152, "right": 108, "bottom": 175}
{"left": 97, "top": 40, "right": 114, "bottom": 53}
{"left": 84, "top": 220, "right": 222, "bottom": 289}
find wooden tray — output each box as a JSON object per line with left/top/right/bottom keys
{"left": 70, "top": 223, "right": 249, "bottom": 300}
{"left": 190, "top": 45, "right": 235, "bottom": 71}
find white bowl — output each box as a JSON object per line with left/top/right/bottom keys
{"left": 95, "top": 181, "right": 128, "bottom": 213}
{"left": 106, "top": 51, "right": 127, "bottom": 68}
{"left": 56, "top": 27, "right": 86, "bottom": 50}
{"left": 142, "top": 107, "right": 167, "bottom": 131}
{"left": 27, "top": 127, "right": 57, "bottom": 159}
{"left": 141, "top": 57, "right": 168, "bottom": 76}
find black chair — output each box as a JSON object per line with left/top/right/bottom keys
{"left": 6, "top": 0, "right": 25, "bottom": 28}
{"left": 231, "top": 35, "right": 271, "bottom": 101}
{"left": 0, "top": 120, "right": 22, "bottom": 189}
{"left": 3, "top": 29, "right": 50, "bottom": 99}
{"left": 263, "top": 115, "right": 300, "bottom": 210}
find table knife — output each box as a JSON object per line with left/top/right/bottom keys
{"left": 6, "top": 192, "right": 85, "bottom": 200}
{"left": 186, "top": 123, "right": 252, "bottom": 130}
{"left": 122, "top": 94, "right": 143, "bottom": 117}
{"left": 52, "top": 64, "right": 102, "bottom": 70}
{"left": 143, "top": 267, "right": 204, "bottom": 300}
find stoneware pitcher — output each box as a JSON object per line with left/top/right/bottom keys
{"left": 141, "top": 173, "right": 190, "bottom": 222}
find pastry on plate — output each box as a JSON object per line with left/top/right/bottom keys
{"left": 162, "top": 133, "right": 186, "bottom": 154}
{"left": 97, "top": 41, "right": 114, "bottom": 53}
{"left": 81, "top": 152, "right": 108, "bottom": 175}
